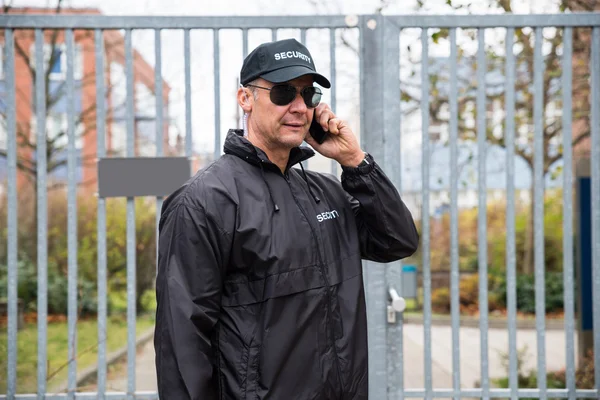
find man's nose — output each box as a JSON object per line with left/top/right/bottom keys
{"left": 288, "top": 92, "right": 307, "bottom": 113}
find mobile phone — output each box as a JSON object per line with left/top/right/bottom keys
{"left": 309, "top": 110, "right": 329, "bottom": 144}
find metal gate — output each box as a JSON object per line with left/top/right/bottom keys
{"left": 1, "top": 12, "right": 599, "bottom": 399}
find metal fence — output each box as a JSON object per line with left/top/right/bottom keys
{"left": 1, "top": 12, "right": 599, "bottom": 400}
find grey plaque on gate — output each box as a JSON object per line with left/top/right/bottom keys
{"left": 98, "top": 157, "right": 190, "bottom": 198}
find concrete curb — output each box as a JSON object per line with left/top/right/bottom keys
{"left": 53, "top": 327, "right": 155, "bottom": 394}
{"left": 403, "top": 314, "right": 566, "bottom": 330}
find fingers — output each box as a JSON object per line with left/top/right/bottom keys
{"left": 314, "top": 103, "right": 339, "bottom": 133}
{"left": 328, "top": 118, "right": 341, "bottom": 135}
{"left": 318, "top": 109, "right": 332, "bottom": 129}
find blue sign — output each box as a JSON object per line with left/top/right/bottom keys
{"left": 578, "top": 177, "right": 593, "bottom": 331}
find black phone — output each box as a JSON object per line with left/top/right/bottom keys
{"left": 309, "top": 110, "right": 329, "bottom": 144}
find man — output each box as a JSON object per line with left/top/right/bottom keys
{"left": 154, "top": 38, "right": 419, "bottom": 399}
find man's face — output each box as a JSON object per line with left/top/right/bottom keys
{"left": 248, "top": 75, "right": 315, "bottom": 151}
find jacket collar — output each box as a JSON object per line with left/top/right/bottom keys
{"left": 223, "top": 129, "right": 314, "bottom": 173}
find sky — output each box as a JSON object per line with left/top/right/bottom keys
{"left": 5, "top": 0, "right": 568, "bottom": 199}
{"left": 8, "top": 0, "right": 560, "bottom": 15}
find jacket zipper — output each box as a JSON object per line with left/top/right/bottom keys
{"left": 283, "top": 171, "right": 344, "bottom": 396}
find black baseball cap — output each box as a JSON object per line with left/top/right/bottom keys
{"left": 240, "top": 38, "right": 331, "bottom": 88}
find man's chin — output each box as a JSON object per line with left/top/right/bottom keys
{"left": 279, "top": 130, "right": 308, "bottom": 148}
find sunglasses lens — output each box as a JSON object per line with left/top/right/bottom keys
{"left": 269, "top": 84, "right": 322, "bottom": 108}
{"left": 270, "top": 85, "right": 297, "bottom": 106}
{"left": 303, "top": 87, "right": 322, "bottom": 108}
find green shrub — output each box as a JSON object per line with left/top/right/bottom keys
{"left": 140, "top": 289, "right": 157, "bottom": 313}
{"left": 0, "top": 257, "right": 98, "bottom": 315}
{"left": 494, "top": 348, "right": 595, "bottom": 398}
{"left": 495, "top": 272, "right": 563, "bottom": 314}
{"left": 431, "top": 287, "right": 451, "bottom": 313}
{"left": 0, "top": 188, "right": 158, "bottom": 316}
{"left": 433, "top": 270, "right": 563, "bottom": 315}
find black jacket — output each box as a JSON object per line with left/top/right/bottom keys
{"left": 154, "top": 129, "right": 419, "bottom": 400}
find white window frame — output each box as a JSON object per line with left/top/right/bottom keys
{"left": 29, "top": 42, "right": 83, "bottom": 80}
{"left": 30, "top": 113, "right": 84, "bottom": 150}
{"left": 0, "top": 114, "right": 6, "bottom": 151}
{"left": 110, "top": 120, "right": 127, "bottom": 157}
{"left": 0, "top": 43, "right": 4, "bottom": 80}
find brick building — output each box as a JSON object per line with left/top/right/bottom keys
{"left": 0, "top": 7, "right": 173, "bottom": 192}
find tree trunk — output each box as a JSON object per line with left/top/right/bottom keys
{"left": 522, "top": 186, "right": 535, "bottom": 275}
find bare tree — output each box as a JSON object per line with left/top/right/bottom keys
{"left": 0, "top": 1, "right": 165, "bottom": 310}
{"left": 312, "top": 0, "right": 595, "bottom": 274}
{"left": 401, "top": 0, "right": 595, "bottom": 274}
{"left": 0, "top": 0, "right": 132, "bottom": 191}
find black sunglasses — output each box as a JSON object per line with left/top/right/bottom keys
{"left": 245, "top": 83, "right": 322, "bottom": 108}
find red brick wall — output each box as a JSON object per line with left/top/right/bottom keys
{"left": 3, "top": 7, "right": 172, "bottom": 193}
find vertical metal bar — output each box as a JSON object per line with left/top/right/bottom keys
{"left": 561, "top": 26, "right": 576, "bottom": 400}
{"left": 155, "top": 28, "right": 164, "bottom": 274}
{"left": 95, "top": 28, "right": 108, "bottom": 400}
{"left": 505, "top": 27, "right": 518, "bottom": 400}
{"left": 301, "top": 26, "right": 309, "bottom": 170}
{"left": 449, "top": 28, "right": 461, "bottom": 400}
{"left": 381, "top": 19, "right": 402, "bottom": 400}
{"left": 477, "top": 28, "right": 490, "bottom": 399}
{"left": 184, "top": 28, "right": 192, "bottom": 159}
{"left": 125, "top": 28, "right": 137, "bottom": 400}
{"left": 66, "top": 28, "right": 78, "bottom": 400}
{"left": 271, "top": 28, "right": 277, "bottom": 41}
{"left": 421, "top": 28, "right": 433, "bottom": 400}
{"left": 396, "top": 29, "right": 404, "bottom": 400}
{"left": 360, "top": 15, "right": 388, "bottom": 399}
{"left": 214, "top": 29, "right": 221, "bottom": 161}
{"left": 241, "top": 28, "right": 249, "bottom": 137}
{"left": 35, "top": 27, "right": 49, "bottom": 397}
{"left": 299, "top": 26, "right": 310, "bottom": 169}
{"left": 5, "top": 28, "right": 18, "bottom": 399}
{"left": 591, "top": 26, "right": 600, "bottom": 393}
{"left": 359, "top": 22, "right": 365, "bottom": 156}
{"left": 242, "top": 28, "right": 249, "bottom": 59}
{"left": 358, "top": 17, "right": 368, "bottom": 332}
{"left": 533, "top": 27, "right": 547, "bottom": 400}
{"left": 330, "top": 28, "right": 338, "bottom": 177}
{"left": 155, "top": 29, "right": 163, "bottom": 157}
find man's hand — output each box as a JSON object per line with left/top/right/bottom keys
{"left": 304, "top": 103, "right": 365, "bottom": 167}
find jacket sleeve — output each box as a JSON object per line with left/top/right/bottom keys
{"left": 341, "top": 154, "right": 419, "bottom": 263}
{"left": 154, "top": 202, "right": 231, "bottom": 400}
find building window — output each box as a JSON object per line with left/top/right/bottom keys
{"left": 29, "top": 43, "right": 83, "bottom": 80}
{"left": 30, "top": 113, "right": 84, "bottom": 149}
{"left": 0, "top": 44, "right": 4, "bottom": 80}
{"left": 110, "top": 121, "right": 127, "bottom": 157}
{"left": 0, "top": 114, "right": 6, "bottom": 151}
{"left": 109, "top": 62, "right": 127, "bottom": 113}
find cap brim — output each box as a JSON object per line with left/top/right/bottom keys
{"left": 261, "top": 65, "right": 331, "bottom": 88}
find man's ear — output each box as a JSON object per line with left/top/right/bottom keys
{"left": 237, "top": 87, "right": 253, "bottom": 113}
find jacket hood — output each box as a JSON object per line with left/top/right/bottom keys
{"left": 223, "top": 129, "right": 315, "bottom": 173}
{"left": 222, "top": 129, "right": 320, "bottom": 212}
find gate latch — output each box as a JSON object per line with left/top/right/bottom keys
{"left": 387, "top": 287, "right": 406, "bottom": 324}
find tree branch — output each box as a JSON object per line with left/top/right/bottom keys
{"left": 572, "top": 130, "right": 591, "bottom": 147}
{"left": 543, "top": 30, "right": 563, "bottom": 103}
{"left": 2, "top": 1, "right": 15, "bottom": 12}
{"left": 13, "top": 33, "right": 35, "bottom": 81}
{"left": 488, "top": 134, "right": 533, "bottom": 169}
{"left": 47, "top": 152, "right": 97, "bottom": 172}
{"left": 545, "top": 129, "right": 591, "bottom": 167}
{"left": 0, "top": 149, "right": 37, "bottom": 175}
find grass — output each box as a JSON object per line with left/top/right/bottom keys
{"left": 0, "top": 313, "right": 155, "bottom": 394}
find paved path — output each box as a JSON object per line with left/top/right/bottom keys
{"left": 106, "top": 324, "right": 577, "bottom": 390}
{"left": 401, "top": 324, "right": 577, "bottom": 388}
{"left": 101, "top": 338, "right": 158, "bottom": 392}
